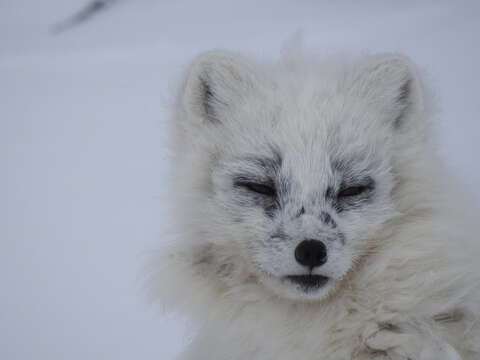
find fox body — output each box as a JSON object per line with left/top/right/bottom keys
{"left": 151, "top": 50, "right": 480, "bottom": 360}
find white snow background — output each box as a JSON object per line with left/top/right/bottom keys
{"left": 2, "top": 1, "right": 480, "bottom": 359}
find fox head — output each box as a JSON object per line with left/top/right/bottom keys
{"left": 168, "top": 50, "right": 428, "bottom": 302}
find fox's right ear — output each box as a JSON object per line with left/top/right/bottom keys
{"left": 350, "top": 54, "right": 425, "bottom": 130}
{"left": 178, "top": 50, "right": 261, "bottom": 130}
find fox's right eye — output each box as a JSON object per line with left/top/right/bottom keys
{"left": 235, "top": 181, "right": 276, "bottom": 197}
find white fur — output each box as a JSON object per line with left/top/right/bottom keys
{"left": 149, "top": 49, "right": 480, "bottom": 359}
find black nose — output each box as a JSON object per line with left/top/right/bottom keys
{"left": 294, "top": 240, "right": 327, "bottom": 268}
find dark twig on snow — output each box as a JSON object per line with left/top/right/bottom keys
{"left": 51, "top": 0, "right": 118, "bottom": 34}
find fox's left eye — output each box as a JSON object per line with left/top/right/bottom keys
{"left": 236, "top": 181, "right": 276, "bottom": 197}
{"left": 337, "top": 185, "right": 368, "bottom": 198}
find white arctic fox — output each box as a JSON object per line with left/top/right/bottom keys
{"left": 150, "top": 49, "right": 480, "bottom": 359}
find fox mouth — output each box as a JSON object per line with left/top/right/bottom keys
{"left": 285, "top": 275, "right": 329, "bottom": 290}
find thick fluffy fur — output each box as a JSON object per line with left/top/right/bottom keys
{"left": 150, "top": 50, "right": 480, "bottom": 359}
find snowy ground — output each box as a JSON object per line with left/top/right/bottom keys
{"left": 2, "top": 1, "right": 480, "bottom": 359}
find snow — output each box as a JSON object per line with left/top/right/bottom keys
{"left": 2, "top": 1, "right": 479, "bottom": 359}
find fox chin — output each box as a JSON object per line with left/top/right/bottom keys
{"left": 148, "top": 49, "right": 480, "bottom": 360}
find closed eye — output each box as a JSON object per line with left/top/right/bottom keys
{"left": 337, "top": 178, "right": 377, "bottom": 199}
{"left": 235, "top": 181, "right": 276, "bottom": 197}
{"left": 337, "top": 185, "right": 368, "bottom": 198}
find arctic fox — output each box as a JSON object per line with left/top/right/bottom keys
{"left": 151, "top": 50, "right": 480, "bottom": 360}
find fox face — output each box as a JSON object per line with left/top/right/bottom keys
{"left": 173, "top": 50, "right": 425, "bottom": 302}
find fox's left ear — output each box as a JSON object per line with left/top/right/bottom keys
{"left": 352, "top": 54, "right": 424, "bottom": 128}
{"left": 178, "top": 50, "right": 263, "bottom": 133}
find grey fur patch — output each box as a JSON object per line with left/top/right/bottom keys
{"left": 200, "top": 78, "right": 218, "bottom": 123}
{"left": 193, "top": 245, "right": 213, "bottom": 266}
{"left": 233, "top": 153, "right": 282, "bottom": 181}
{"left": 264, "top": 203, "right": 279, "bottom": 218}
{"left": 199, "top": 76, "right": 228, "bottom": 124}
{"left": 393, "top": 78, "right": 412, "bottom": 128}
{"left": 325, "top": 186, "right": 335, "bottom": 201}
{"left": 397, "top": 79, "right": 411, "bottom": 105}
{"left": 246, "top": 148, "right": 283, "bottom": 175}
{"left": 268, "top": 229, "right": 289, "bottom": 251}
{"left": 320, "top": 211, "right": 337, "bottom": 228}
{"left": 271, "top": 229, "right": 287, "bottom": 241}
{"left": 296, "top": 206, "right": 305, "bottom": 217}
{"left": 216, "top": 262, "right": 234, "bottom": 278}
{"left": 276, "top": 174, "right": 292, "bottom": 208}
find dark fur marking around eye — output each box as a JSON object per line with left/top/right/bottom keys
{"left": 233, "top": 179, "right": 279, "bottom": 218}
{"left": 240, "top": 153, "right": 282, "bottom": 179}
{"left": 325, "top": 186, "right": 335, "bottom": 201}
{"left": 327, "top": 175, "right": 376, "bottom": 213}
{"left": 338, "top": 185, "right": 370, "bottom": 198}
{"left": 264, "top": 203, "right": 279, "bottom": 218}
{"left": 341, "top": 177, "right": 375, "bottom": 193}
{"left": 232, "top": 151, "right": 286, "bottom": 218}
{"left": 333, "top": 193, "right": 374, "bottom": 213}
{"left": 235, "top": 181, "right": 276, "bottom": 196}
{"left": 252, "top": 147, "right": 282, "bottom": 172}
